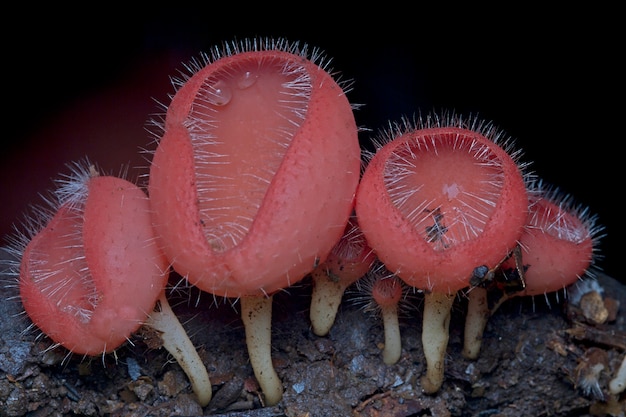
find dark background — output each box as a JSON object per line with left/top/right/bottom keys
{"left": 2, "top": 7, "right": 621, "bottom": 283}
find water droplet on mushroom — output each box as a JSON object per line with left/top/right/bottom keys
{"left": 237, "top": 71, "right": 258, "bottom": 89}
{"left": 205, "top": 80, "right": 232, "bottom": 106}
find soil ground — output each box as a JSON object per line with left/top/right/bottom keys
{"left": 1, "top": 249, "right": 624, "bottom": 417}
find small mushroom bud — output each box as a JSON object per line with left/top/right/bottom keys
{"left": 360, "top": 262, "right": 410, "bottom": 365}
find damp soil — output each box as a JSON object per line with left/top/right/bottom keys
{"left": 1, "top": 252, "right": 624, "bottom": 417}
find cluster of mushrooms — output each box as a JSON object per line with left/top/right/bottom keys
{"left": 5, "top": 37, "right": 623, "bottom": 409}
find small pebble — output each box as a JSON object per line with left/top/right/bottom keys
{"left": 580, "top": 291, "right": 609, "bottom": 325}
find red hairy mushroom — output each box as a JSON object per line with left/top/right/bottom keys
{"left": 501, "top": 179, "right": 603, "bottom": 297}
{"left": 355, "top": 112, "right": 528, "bottom": 393}
{"left": 7, "top": 161, "right": 212, "bottom": 406}
{"left": 359, "top": 262, "right": 410, "bottom": 365}
{"left": 147, "top": 38, "right": 361, "bottom": 406}
{"left": 467, "top": 178, "right": 605, "bottom": 345}
{"left": 468, "top": 178, "right": 605, "bottom": 340}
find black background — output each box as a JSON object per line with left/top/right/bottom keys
{"left": 2, "top": 6, "right": 621, "bottom": 284}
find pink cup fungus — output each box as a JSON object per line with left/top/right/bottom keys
{"left": 482, "top": 178, "right": 603, "bottom": 309}
{"left": 358, "top": 262, "right": 409, "bottom": 365}
{"left": 309, "top": 215, "right": 376, "bottom": 336}
{"left": 462, "top": 179, "right": 604, "bottom": 360}
{"left": 7, "top": 161, "right": 212, "bottom": 406}
{"left": 372, "top": 275, "right": 405, "bottom": 365}
{"left": 147, "top": 38, "right": 361, "bottom": 406}
{"left": 355, "top": 112, "right": 529, "bottom": 393}
{"left": 500, "top": 179, "right": 603, "bottom": 298}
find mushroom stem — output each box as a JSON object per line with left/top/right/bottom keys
{"left": 144, "top": 290, "right": 212, "bottom": 406}
{"left": 381, "top": 303, "right": 401, "bottom": 365}
{"left": 420, "top": 291, "right": 455, "bottom": 394}
{"left": 309, "top": 216, "right": 375, "bottom": 337}
{"left": 310, "top": 276, "right": 351, "bottom": 336}
{"left": 240, "top": 295, "right": 283, "bottom": 406}
{"left": 462, "top": 287, "right": 490, "bottom": 360}
{"left": 609, "top": 354, "right": 626, "bottom": 395}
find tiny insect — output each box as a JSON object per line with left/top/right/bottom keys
{"left": 424, "top": 207, "right": 449, "bottom": 247}
{"left": 469, "top": 245, "right": 526, "bottom": 294}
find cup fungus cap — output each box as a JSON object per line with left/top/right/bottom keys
{"left": 369, "top": 268, "right": 406, "bottom": 365}
{"left": 17, "top": 162, "right": 169, "bottom": 355}
{"left": 356, "top": 113, "right": 529, "bottom": 293}
{"left": 148, "top": 38, "right": 361, "bottom": 298}
{"left": 501, "top": 179, "right": 604, "bottom": 296}
{"left": 312, "top": 215, "right": 376, "bottom": 287}
{"left": 371, "top": 273, "right": 404, "bottom": 309}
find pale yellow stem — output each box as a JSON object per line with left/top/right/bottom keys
{"left": 420, "top": 291, "right": 455, "bottom": 394}
{"left": 462, "top": 287, "right": 490, "bottom": 360}
{"left": 144, "top": 291, "right": 212, "bottom": 406}
{"left": 310, "top": 277, "right": 350, "bottom": 336}
{"left": 609, "top": 354, "right": 626, "bottom": 395}
{"left": 240, "top": 295, "right": 283, "bottom": 406}
{"left": 381, "top": 304, "right": 401, "bottom": 365}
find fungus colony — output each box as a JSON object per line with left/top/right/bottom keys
{"left": 3, "top": 37, "right": 619, "bottom": 409}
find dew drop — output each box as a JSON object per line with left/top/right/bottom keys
{"left": 237, "top": 71, "right": 258, "bottom": 89}
{"left": 205, "top": 80, "right": 232, "bottom": 106}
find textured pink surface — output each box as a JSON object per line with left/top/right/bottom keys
{"left": 503, "top": 190, "right": 595, "bottom": 296}
{"left": 149, "top": 47, "right": 361, "bottom": 297}
{"left": 356, "top": 125, "right": 528, "bottom": 293}
{"left": 20, "top": 175, "right": 169, "bottom": 355}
